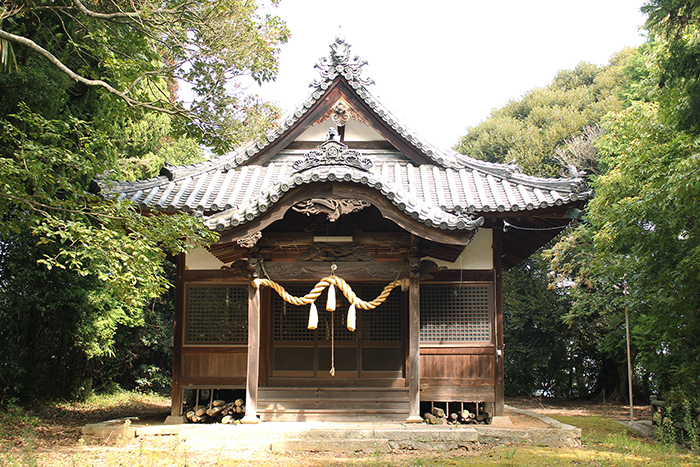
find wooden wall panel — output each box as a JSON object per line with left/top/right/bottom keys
{"left": 419, "top": 347, "right": 496, "bottom": 402}
{"left": 420, "top": 353, "right": 494, "bottom": 380}
{"left": 182, "top": 348, "right": 247, "bottom": 378}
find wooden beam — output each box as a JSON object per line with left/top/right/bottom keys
{"left": 285, "top": 140, "right": 395, "bottom": 150}
{"left": 493, "top": 223, "right": 505, "bottom": 416}
{"left": 406, "top": 257, "right": 422, "bottom": 423}
{"left": 242, "top": 280, "right": 261, "bottom": 423}
{"left": 263, "top": 260, "right": 407, "bottom": 282}
{"left": 169, "top": 253, "right": 186, "bottom": 418}
{"left": 419, "top": 346, "right": 496, "bottom": 355}
{"left": 259, "top": 232, "right": 412, "bottom": 248}
{"left": 183, "top": 270, "right": 247, "bottom": 282}
{"left": 424, "top": 270, "right": 494, "bottom": 282}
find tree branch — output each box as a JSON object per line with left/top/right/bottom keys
{"left": 70, "top": 0, "right": 142, "bottom": 20}
{"left": 0, "top": 27, "right": 192, "bottom": 117}
{"left": 0, "top": 190, "right": 129, "bottom": 220}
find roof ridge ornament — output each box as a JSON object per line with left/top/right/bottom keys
{"left": 311, "top": 37, "right": 375, "bottom": 88}
{"left": 292, "top": 128, "right": 373, "bottom": 173}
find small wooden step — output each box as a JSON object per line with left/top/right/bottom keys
{"left": 257, "top": 387, "right": 410, "bottom": 422}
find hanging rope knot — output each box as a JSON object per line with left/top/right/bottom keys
{"left": 254, "top": 274, "right": 405, "bottom": 311}
{"left": 255, "top": 262, "right": 409, "bottom": 378}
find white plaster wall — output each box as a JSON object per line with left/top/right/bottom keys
{"left": 186, "top": 247, "right": 224, "bottom": 270}
{"left": 296, "top": 119, "right": 384, "bottom": 142}
{"left": 186, "top": 229, "right": 492, "bottom": 271}
{"left": 425, "top": 228, "right": 493, "bottom": 270}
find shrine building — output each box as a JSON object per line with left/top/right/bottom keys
{"left": 100, "top": 39, "right": 590, "bottom": 423}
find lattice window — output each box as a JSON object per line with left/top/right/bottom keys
{"left": 420, "top": 285, "right": 491, "bottom": 343}
{"left": 361, "top": 284, "right": 403, "bottom": 342}
{"left": 317, "top": 294, "right": 356, "bottom": 342}
{"left": 273, "top": 285, "right": 314, "bottom": 341}
{"left": 185, "top": 285, "right": 247, "bottom": 344}
{"left": 272, "top": 284, "right": 403, "bottom": 342}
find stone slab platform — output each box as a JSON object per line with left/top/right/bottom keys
{"left": 81, "top": 405, "right": 581, "bottom": 452}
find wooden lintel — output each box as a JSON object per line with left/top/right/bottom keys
{"left": 184, "top": 270, "right": 249, "bottom": 283}
{"left": 424, "top": 270, "right": 495, "bottom": 282}
{"left": 263, "top": 260, "right": 408, "bottom": 282}
{"left": 285, "top": 141, "right": 395, "bottom": 150}
{"left": 419, "top": 346, "right": 496, "bottom": 356}
{"left": 181, "top": 346, "right": 248, "bottom": 354}
{"left": 259, "top": 232, "right": 412, "bottom": 248}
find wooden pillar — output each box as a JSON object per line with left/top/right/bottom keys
{"left": 406, "top": 256, "right": 422, "bottom": 423}
{"left": 169, "top": 253, "right": 186, "bottom": 418}
{"left": 242, "top": 259, "right": 261, "bottom": 424}
{"left": 493, "top": 222, "right": 505, "bottom": 416}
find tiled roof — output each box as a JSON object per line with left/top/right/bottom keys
{"left": 98, "top": 38, "right": 591, "bottom": 233}
{"left": 103, "top": 147, "right": 590, "bottom": 233}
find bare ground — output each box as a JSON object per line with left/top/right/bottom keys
{"left": 507, "top": 396, "right": 652, "bottom": 421}
{"left": 3, "top": 395, "right": 654, "bottom": 466}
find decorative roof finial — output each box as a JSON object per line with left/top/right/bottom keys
{"left": 311, "top": 37, "right": 374, "bottom": 88}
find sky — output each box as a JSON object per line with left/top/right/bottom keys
{"left": 250, "top": 0, "right": 648, "bottom": 150}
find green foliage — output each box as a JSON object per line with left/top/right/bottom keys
{"left": 653, "top": 390, "right": 700, "bottom": 451}
{"left": 588, "top": 101, "right": 700, "bottom": 392}
{"left": 0, "top": 0, "right": 284, "bottom": 402}
{"left": 455, "top": 50, "right": 641, "bottom": 176}
{"left": 643, "top": 0, "right": 700, "bottom": 133}
{"left": 1, "top": 0, "right": 289, "bottom": 153}
{"left": 503, "top": 254, "right": 580, "bottom": 397}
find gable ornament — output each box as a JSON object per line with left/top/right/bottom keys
{"left": 292, "top": 128, "right": 373, "bottom": 173}
{"left": 311, "top": 37, "right": 375, "bottom": 88}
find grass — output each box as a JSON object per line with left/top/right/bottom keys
{"left": 1, "top": 394, "right": 699, "bottom": 466}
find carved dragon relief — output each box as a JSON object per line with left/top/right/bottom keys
{"left": 292, "top": 198, "right": 370, "bottom": 222}
{"left": 418, "top": 260, "right": 447, "bottom": 280}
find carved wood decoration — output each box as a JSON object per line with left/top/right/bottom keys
{"left": 418, "top": 260, "right": 447, "bottom": 280}
{"left": 291, "top": 134, "right": 373, "bottom": 173}
{"left": 313, "top": 99, "right": 371, "bottom": 128}
{"left": 292, "top": 198, "right": 370, "bottom": 222}
{"left": 296, "top": 243, "right": 374, "bottom": 262}
{"left": 214, "top": 184, "right": 474, "bottom": 265}
{"left": 220, "top": 259, "right": 251, "bottom": 280}
{"left": 331, "top": 100, "right": 350, "bottom": 127}
{"left": 236, "top": 231, "right": 262, "bottom": 249}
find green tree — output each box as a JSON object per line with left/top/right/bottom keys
{"left": 0, "top": 0, "right": 288, "bottom": 400}
{"left": 588, "top": 101, "right": 700, "bottom": 392}
{"left": 643, "top": 0, "right": 700, "bottom": 133}
{"left": 455, "top": 49, "right": 641, "bottom": 177}
{"left": 0, "top": 0, "right": 288, "bottom": 152}
{"left": 504, "top": 254, "right": 579, "bottom": 397}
